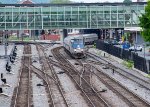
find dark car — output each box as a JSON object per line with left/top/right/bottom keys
{"left": 104, "top": 40, "right": 119, "bottom": 45}
{"left": 110, "top": 40, "right": 119, "bottom": 45}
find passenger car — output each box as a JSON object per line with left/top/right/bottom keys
{"left": 83, "top": 34, "right": 98, "bottom": 45}
{"left": 129, "top": 45, "right": 142, "bottom": 51}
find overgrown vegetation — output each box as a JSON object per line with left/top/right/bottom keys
{"left": 146, "top": 74, "right": 150, "bottom": 78}
{"left": 122, "top": 60, "right": 134, "bottom": 69}
{"left": 139, "top": 0, "right": 150, "bottom": 42}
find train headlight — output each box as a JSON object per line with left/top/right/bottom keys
{"left": 74, "top": 49, "right": 77, "bottom": 52}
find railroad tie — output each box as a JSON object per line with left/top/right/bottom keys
{"left": 1, "top": 78, "right": 7, "bottom": 84}
{"left": 0, "top": 87, "right": 3, "bottom": 93}
{"left": 1, "top": 73, "right": 3, "bottom": 79}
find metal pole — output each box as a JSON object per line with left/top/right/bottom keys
{"left": 144, "top": 43, "right": 145, "bottom": 59}
{"left": 136, "top": 31, "right": 137, "bottom": 45}
{"left": 134, "top": 32, "right": 136, "bottom": 53}
{"left": 135, "top": 31, "right": 138, "bottom": 53}
{"left": 4, "top": 30, "right": 8, "bottom": 57}
{"left": 33, "top": 30, "right": 35, "bottom": 41}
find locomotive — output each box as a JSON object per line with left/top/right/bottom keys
{"left": 63, "top": 33, "right": 98, "bottom": 58}
{"left": 63, "top": 35, "right": 85, "bottom": 58}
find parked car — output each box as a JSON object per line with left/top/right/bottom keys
{"left": 129, "top": 45, "right": 142, "bottom": 51}
{"left": 118, "top": 40, "right": 124, "bottom": 45}
{"left": 110, "top": 40, "right": 119, "bottom": 45}
{"left": 104, "top": 40, "right": 119, "bottom": 45}
{"left": 122, "top": 41, "right": 130, "bottom": 49}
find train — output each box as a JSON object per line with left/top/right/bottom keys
{"left": 63, "top": 33, "right": 98, "bottom": 58}
{"left": 83, "top": 33, "right": 98, "bottom": 45}
{"left": 63, "top": 35, "right": 85, "bottom": 58}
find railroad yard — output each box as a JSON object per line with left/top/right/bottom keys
{"left": 0, "top": 42, "right": 150, "bottom": 107}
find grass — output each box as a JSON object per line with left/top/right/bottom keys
{"left": 8, "top": 36, "right": 18, "bottom": 40}
{"left": 122, "top": 60, "right": 134, "bottom": 69}
{"left": 8, "top": 36, "right": 31, "bottom": 41}
{"left": 146, "top": 74, "right": 150, "bottom": 78}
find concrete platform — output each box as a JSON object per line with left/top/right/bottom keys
{"left": 0, "top": 44, "right": 15, "bottom": 58}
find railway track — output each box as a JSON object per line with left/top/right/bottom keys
{"left": 36, "top": 45, "right": 69, "bottom": 107}
{"left": 87, "top": 53, "right": 150, "bottom": 87}
{"left": 51, "top": 46, "right": 110, "bottom": 107}
{"left": 87, "top": 52, "right": 150, "bottom": 90}
{"left": 84, "top": 52, "right": 150, "bottom": 107}
{"left": 12, "top": 45, "right": 32, "bottom": 107}
{"left": 79, "top": 61, "right": 150, "bottom": 107}
{"left": 95, "top": 66, "right": 150, "bottom": 107}
{"left": 61, "top": 47, "right": 150, "bottom": 107}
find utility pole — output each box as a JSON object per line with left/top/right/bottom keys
{"left": 4, "top": 30, "right": 8, "bottom": 58}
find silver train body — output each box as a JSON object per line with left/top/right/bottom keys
{"left": 83, "top": 33, "right": 98, "bottom": 45}
{"left": 63, "top": 33, "right": 98, "bottom": 58}
{"left": 63, "top": 35, "right": 85, "bottom": 58}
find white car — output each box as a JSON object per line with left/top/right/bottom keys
{"left": 129, "top": 45, "right": 142, "bottom": 51}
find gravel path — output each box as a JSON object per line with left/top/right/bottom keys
{"left": 91, "top": 75, "right": 129, "bottom": 107}
{"left": 53, "top": 62, "right": 88, "bottom": 107}
{"left": 31, "top": 44, "right": 49, "bottom": 107}
{"left": 32, "top": 73, "right": 49, "bottom": 107}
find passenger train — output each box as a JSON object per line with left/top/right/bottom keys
{"left": 83, "top": 33, "right": 98, "bottom": 45}
{"left": 63, "top": 35, "right": 85, "bottom": 58}
{"left": 63, "top": 33, "right": 98, "bottom": 58}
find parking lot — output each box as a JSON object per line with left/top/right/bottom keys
{"left": 114, "top": 43, "right": 150, "bottom": 60}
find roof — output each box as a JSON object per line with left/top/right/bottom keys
{"left": 19, "top": 0, "right": 34, "bottom": 4}
{"left": 0, "top": 2, "right": 147, "bottom": 7}
{"left": 124, "top": 27, "right": 142, "bottom": 31}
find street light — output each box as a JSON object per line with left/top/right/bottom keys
{"left": 143, "top": 43, "right": 145, "bottom": 59}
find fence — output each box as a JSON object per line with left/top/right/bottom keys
{"left": 133, "top": 54, "right": 148, "bottom": 73}
{"left": 96, "top": 40, "right": 149, "bottom": 74}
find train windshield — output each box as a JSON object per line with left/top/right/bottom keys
{"left": 71, "top": 39, "right": 84, "bottom": 49}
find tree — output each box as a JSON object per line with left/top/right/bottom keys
{"left": 139, "top": 1, "right": 150, "bottom": 42}
{"left": 123, "top": 0, "right": 132, "bottom": 3}
{"left": 50, "top": 0, "right": 72, "bottom": 4}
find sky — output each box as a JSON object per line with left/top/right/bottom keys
{"left": 0, "top": 0, "right": 147, "bottom": 4}
{"left": 70, "top": 0, "right": 146, "bottom": 3}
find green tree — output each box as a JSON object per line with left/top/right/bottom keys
{"left": 123, "top": 0, "right": 132, "bottom": 3}
{"left": 51, "top": 0, "right": 72, "bottom": 4}
{"left": 139, "top": 0, "right": 150, "bottom": 42}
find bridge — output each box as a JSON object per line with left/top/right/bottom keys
{"left": 0, "top": 2, "right": 146, "bottom": 30}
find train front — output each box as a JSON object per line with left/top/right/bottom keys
{"left": 71, "top": 39, "right": 85, "bottom": 58}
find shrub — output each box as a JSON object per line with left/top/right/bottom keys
{"left": 123, "top": 60, "right": 134, "bottom": 69}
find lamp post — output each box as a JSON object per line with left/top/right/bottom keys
{"left": 143, "top": 43, "right": 145, "bottom": 59}
{"left": 134, "top": 31, "right": 137, "bottom": 53}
